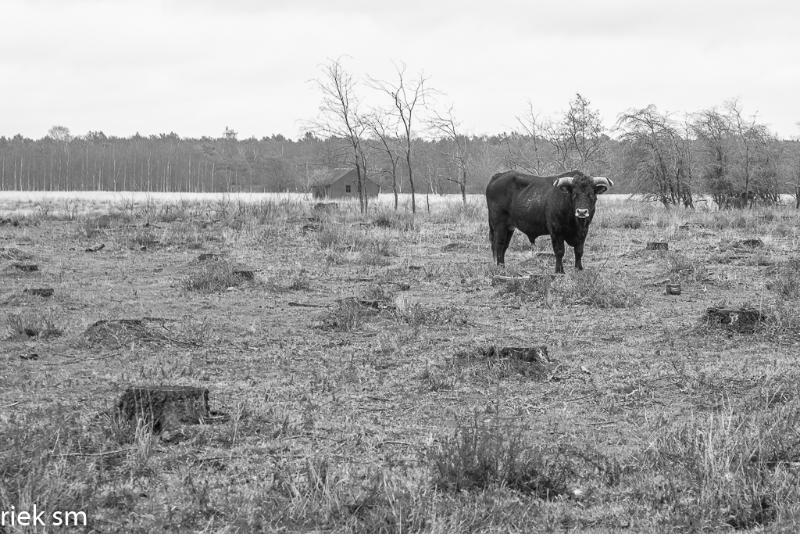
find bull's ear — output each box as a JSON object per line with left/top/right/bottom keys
{"left": 592, "top": 177, "right": 613, "bottom": 194}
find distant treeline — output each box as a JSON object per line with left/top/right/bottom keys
{"left": 0, "top": 122, "right": 798, "bottom": 203}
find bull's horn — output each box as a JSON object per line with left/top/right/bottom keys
{"left": 592, "top": 176, "right": 614, "bottom": 188}
{"left": 553, "top": 176, "right": 575, "bottom": 188}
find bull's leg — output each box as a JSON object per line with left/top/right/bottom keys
{"left": 489, "top": 220, "right": 496, "bottom": 262}
{"left": 494, "top": 225, "right": 512, "bottom": 265}
{"left": 551, "top": 236, "right": 565, "bottom": 274}
{"left": 574, "top": 241, "right": 585, "bottom": 270}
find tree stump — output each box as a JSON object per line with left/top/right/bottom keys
{"left": 487, "top": 346, "right": 550, "bottom": 363}
{"left": 736, "top": 238, "right": 763, "bottom": 248}
{"left": 646, "top": 242, "right": 669, "bottom": 251}
{"left": 0, "top": 247, "right": 32, "bottom": 260}
{"left": 233, "top": 269, "right": 255, "bottom": 280}
{"left": 24, "top": 288, "right": 54, "bottom": 298}
{"left": 12, "top": 263, "right": 38, "bottom": 272}
{"left": 665, "top": 282, "right": 681, "bottom": 295}
{"left": 116, "top": 386, "right": 209, "bottom": 432}
{"left": 705, "top": 306, "right": 768, "bottom": 333}
{"left": 197, "top": 252, "right": 224, "bottom": 261}
{"left": 471, "top": 345, "right": 554, "bottom": 379}
{"left": 491, "top": 275, "right": 529, "bottom": 286}
{"left": 441, "top": 242, "right": 466, "bottom": 252}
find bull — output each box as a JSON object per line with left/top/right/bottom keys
{"left": 485, "top": 170, "right": 613, "bottom": 273}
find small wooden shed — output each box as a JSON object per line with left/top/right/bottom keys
{"left": 310, "top": 168, "right": 380, "bottom": 199}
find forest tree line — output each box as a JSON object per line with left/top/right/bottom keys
{"left": 1, "top": 81, "right": 799, "bottom": 210}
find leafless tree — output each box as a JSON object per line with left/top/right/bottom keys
{"left": 692, "top": 101, "right": 778, "bottom": 208}
{"left": 547, "top": 93, "right": 605, "bottom": 172}
{"left": 617, "top": 105, "right": 693, "bottom": 207}
{"left": 364, "top": 111, "right": 402, "bottom": 210}
{"left": 513, "top": 101, "right": 547, "bottom": 174}
{"left": 429, "top": 106, "right": 470, "bottom": 205}
{"left": 371, "top": 64, "right": 430, "bottom": 214}
{"left": 311, "top": 58, "right": 369, "bottom": 213}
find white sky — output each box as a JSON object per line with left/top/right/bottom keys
{"left": 2, "top": 0, "right": 799, "bottom": 140}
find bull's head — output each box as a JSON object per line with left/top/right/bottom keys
{"left": 553, "top": 172, "right": 613, "bottom": 223}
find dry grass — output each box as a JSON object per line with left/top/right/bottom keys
{"left": 2, "top": 196, "right": 800, "bottom": 531}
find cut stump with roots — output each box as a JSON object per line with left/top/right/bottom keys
{"left": 704, "top": 306, "right": 769, "bottom": 333}
{"left": 197, "top": 252, "right": 225, "bottom": 261}
{"left": 486, "top": 346, "right": 551, "bottom": 363}
{"left": 116, "top": 386, "right": 210, "bottom": 432}
{"left": 665, "top": 282, "right": 681, "bottom": 295}
{"left": 24, "top": 287, "right": 54, "bottom": 298}
{"left": 12, "top": 263, "right": 39, "bottom": 272}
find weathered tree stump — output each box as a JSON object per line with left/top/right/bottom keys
{"left": 736, "top": 238, "right": 764, "bottom": 248}
{"left": 454, "top": 345, "right": 555, "bottom": 380}
{"left": 116, "top": 386, "right": 210, "bottom": 432}
{"left": 85, "top": 243, "right": 105, "bottom": 252}
{"left": 0, "top": 247, "right": 32, "bottom": 260}
{"left": 665, "top": 282, "right": 681, "bottom": 295}
{"left": 492, "top": 275, "right": 529, "bottom": 286}
{"left": 646, "top": 242, "right": 669, "bottom": 251}
{"left": 84, "top": 318, "right": 171, "bottom": 347}
{"left": 11, "top": 263, "right": 38, "bottom": 272}
{"left": 441, "top": 242, "right": 466, "bottom": 252}
{"left": 302, "top": 223, "right": 321, "bottom": 234}
{"left": 24, "top": 288, "right": 54, "bottom": 298}
{"left": 705, "top": 306, "right": 769, "bottom": 333}
{"left": 487, "top": 346, "right": 550, "bottom": 363}
{"left": 233, "top": 269, "right": 255, "bottom": 280}
{"left": 197, "top": 252, "right": 224, "bottom": 261}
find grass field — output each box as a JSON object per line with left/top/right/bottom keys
{"left": 1, "top": 194, "right": 800, "bottom": 532}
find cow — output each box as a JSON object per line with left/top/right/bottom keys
{"left": 485, "top": 170, "right": 613, "bottom": 273}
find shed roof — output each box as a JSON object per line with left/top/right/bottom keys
{"left": 310, "top": 167, "right": 380, "bottom": 187}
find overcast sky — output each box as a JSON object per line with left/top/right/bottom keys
{"left": 2, "top": 0, "right": 798, "bottom": 140}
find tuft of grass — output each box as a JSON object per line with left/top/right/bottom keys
{"left": 638, "top": 404, "right": 800, "bottom": 530}
{"left": 668, "top": 252, "right": 709, "bottom": 283}
{"left": 562, "top": 270, "right": 642, "bottom": 308}
{"left": 766, "top": 259, "right": 800, "bottom": 299}
{"left": 6, "top": 311, "right": 62, "bottom": 339}
{"left": 372, "top": 210, "right": 415, "bottom": 231}
{"left": 287, "top": 269, "right": 311, "bottom": 291}
{"left": 317, "top": 299, "right": 369, "bottom": 331}
{"left": 429, "top": 418, "right": 576, "bottom": 499}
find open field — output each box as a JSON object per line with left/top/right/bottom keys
{"left": 2, "top": 194, "right": 800, "bottom": 532}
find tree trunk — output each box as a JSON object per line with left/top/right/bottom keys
{"left": 407, "top": 150, "right": 416, "bottom": 214}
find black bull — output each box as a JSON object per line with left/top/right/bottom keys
{"left": 485, "top": 170, "right": 613, "bottom": 273}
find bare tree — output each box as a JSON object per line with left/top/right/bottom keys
{"left": 513, "top": 101, "right": 547, "bottom": 174}
{"left": 693, "top": 101, "right": 778, "bottom": 208}
{"left": 617, "top": 105, "right": 693, "bottom": 207}
{"left": 365, "top": 111, "right": 402, "bottom": 210}
{"left": 547, "top": 93, "right": 605, "bottom": 172}
{"left": 429, "top": 106, "right": 470, "bottom": 205}
{"left": 311, "top": 58, "right": 369, "bottom": 213}
{"left": 371, "top": 64, "right": 429, "bottom": 214}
